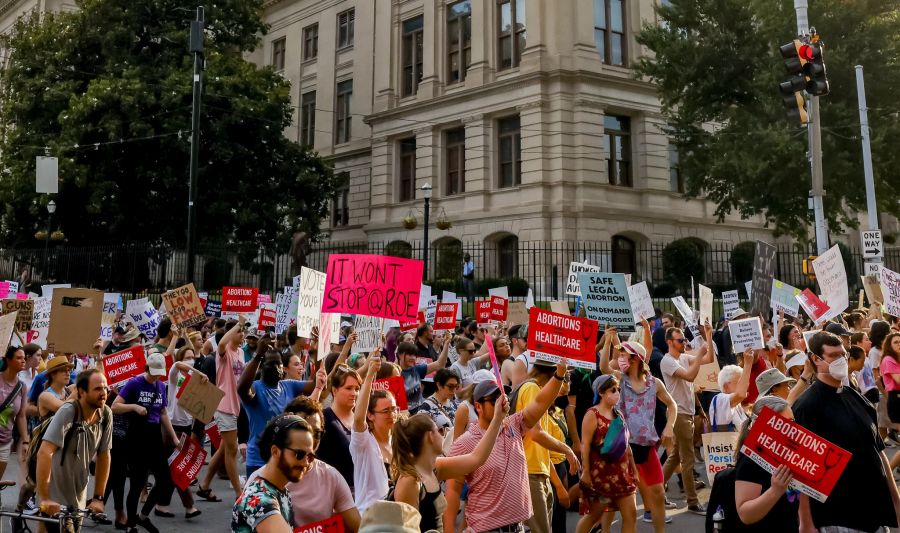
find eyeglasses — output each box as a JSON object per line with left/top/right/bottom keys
{"left": 284, "top": 447, "right": 315, "bottom": 462}
{"left": 373, "top": 406, "right": 400, "bottom": 415}
{"left": 671, "top": 338, "right": 686, "bottom": 344}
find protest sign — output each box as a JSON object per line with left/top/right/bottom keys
{"left": 294, "top": 514, "right": 345, "bottom": 533}
{"left": 442, "top": 290, "right": 463, "bottom": 320}
{"left": 566, "top": 262, "right": 600, "bottom": 296}
{"left": 880, "top": 266, "right": 900, "bottom": 318}
{"left": 862, "top": 275, "right": 884, "bottom": 307}
{"left": 858, "top": 289, "right": 865, "bottom": 309}
{"left": 322, "top": 254, "right": 424, "bottom": 322}
{"left": 99, "top": 294, "right": 118, "bottom": 341}
{"left": 702, "top": 432, "right": 738, "bottom": 485}
{"left": 205, "top": 300, "right": 221, "bottom": 317}
{"left": 475, "top": 300, "right": 492, "bottom": 327}
{"left": 41, "top": 284, "right": 70, "bottom": 302}
{"left": 352, "top": 314, "right": 382, "bottom": 353}
{"left": 744, "top": 281, "right": 752, "bottom": 300}
{"left": 671, "top": 296, "right": 695, "bottom": 325}
{"left": 0, "top": 313, "right": 15, "bottom": 357}
{"left": 125, "top": 297, "right": 160, "bottom": 342}
{"left": 812, "top": 245, "right": 849, "bottom": 322}
{"left": 168, "top": 436, "right": 207, "bottom": 491}
{"left": 434, "top": 303, "right": 458, "bottom": 332}
{"left": 424, "top": 295, "right": 438, "bottom": 325}
{"left": 549, "top": 301, "right": 570, "bottom": 316}
{"left": 0, "top": 281, "right": 16, "bottom": 299}
{"left": 318, "top": 312, "right": 341, "bottom": 361}
{"left": 698, "top": 284, "right": 713, "bottom": 326}
{"left": 177, "top": 372, "right": 225, "bottom": 424}
{"left": 750, "top": 241, "right": 777, "bottom": 317}
{"left": 578, "top": 272, "right": 634, "bottom": 332}
{"left": 488, "top": 286, "right": 509, "bottom": 299}
{"left": 696, "top": 361, "right": 721, "bottom": 392}
{"left": 257, "top": 294, "right": 272, "bottom": 305}
{"left": 728, "top": 317, "right": 764, "bottom": 352}
{"left": 527, "top": 307, "right": 599, "bottom": 370}
{"left": 796, "top": 289, "right": 830, "bottom": 322}
{"left": 741, "top": 406, "right": 852, "bottom": 502}
{"left": 770, "top": 280, "right": 801, "bottom": 317}
{"left": 102, "top": 346, "right": 146, "bottom": 387}
{"left": 221, "top": 286, "right": 259, "bottom": 313}
{"left": 1, "top": 299, "right": 33, "bottom": 333}
{"left": 373, "top": 375, "right": 408, "bottom": 411}
{"left": 205, "top": 422, "right": 222, "bottom": 450}
{"left": 161, "top": 283, "right": 207, "bottom": 329}
{"left": 484, "top": 334, "right": 505, "bottom": 391}
{"left": 399, "top": 316, "right": 421, "bottom": 333}
{"left": 28, "top": 297, "right": 51, "bottom": 349}
{"left": 627, "top": 281, "right": 654, "bottom": 323}
{"left": 525, "top": 289, "right": 534, "bottom": 309}
{"left": 274, "top": 292, "right": 291, "bottom": 335}
{"left": 418, "top": 284, "right": 432, "bottom": 311}
{"left": 508, "top": 301, "right": 529, "bottom": 326}
{"left": 801, "top": 329, "right": 821, "bottom": 352}
{"left": 47, "top": 288, "right": 103, "bottom": 354}
{"left": 722, "top": 290, "right": 740, "bottom": 320}
{"left": 490, "top": 296, "right": 508, "bottom": 323}
{"left": 297, "top": 267, "right": 327, "bottom": 337}
{"left": 257, "top": 303, "right": 277, "bottom": 332}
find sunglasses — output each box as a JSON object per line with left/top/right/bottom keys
{"left": 671, "top": 338, "right": 686, "bottom": 344}
{"left": 284, "top": 447, "right": 315, "bottom": 462}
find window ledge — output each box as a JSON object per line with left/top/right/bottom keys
{"left": 496, "top": 67, "right": 521, "bottom": 79}
{"left": 336, "top": 44, "right": 354, "bottom": 53}
{"left": 301, "top": 57, "right": 318, "bottom": 65}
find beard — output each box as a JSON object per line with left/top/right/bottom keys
{"left": 278, "top": 453, "right": 308, "bottom": 483}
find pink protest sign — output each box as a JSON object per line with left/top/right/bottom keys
{"left": 322, "top": 254, "right": 424, "bottom": 322}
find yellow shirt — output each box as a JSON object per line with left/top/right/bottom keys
{"left": 516, "top": 381, "right": 552, "bottom": 476}
{"left": 547, "top": 408, "right": 567, "bottom": 465}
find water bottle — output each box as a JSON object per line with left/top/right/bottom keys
{"left": 712, "top": 505, "right": 725, "bottom": 531}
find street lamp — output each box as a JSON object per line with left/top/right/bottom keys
{"left": 43, "top": 200, "right": 56, "bottom": 279}
{"left": 421, "top": 183, "right": 432, "bottom": 279}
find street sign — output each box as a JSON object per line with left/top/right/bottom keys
{"left": 35, "top": 156, "right": 58, "bottom": 194}
{"left": 865, "top": 261, "right": 883, "bottom": 278}
{"left": 862, "top": 230, "right": 883, "bottom": 258}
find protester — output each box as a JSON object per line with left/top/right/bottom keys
{"left": 317, "top": 364, "right": 361, "bottom": 490}
{"left": 351, "top": 353, "right": 396, "bottom": 514}
{"left": 871, "top": 320, "right": 896, "bottom": 442}
{"left": 104, "top": 327, "right": 139, "bottom": 356}
{"left": 709, "top": 352, "right": 753, "bottom": 431}
{"left": 18, "top": 343, "right": 43, "bottom": 393}
{"left": 415, "top": 324, "right": 437, "bottom": 361}
{"left": 449, "top": 337, "right": 489, "bottom": 386}
{"left": 397, "top": 339, "right": 449, "bottom": 414}
{"left": 451, "top": 368, "right": 496, "bottom": 440}
{"left": 417, "top": 368, "right": 461, "bottom": 454}
{"left": 506, "top": 324, "right": 531, "bottom": 387}
{"left": 37, "top": 356, "right": 73, "bottom": 418}
{"left": 754, "top": 368, "right": 795, "bottom": 401}
{"left": 0, "top": 346, "right": 27, "bottom": 480}
{"left": 850, "top": 331, "right": 879, "bottom": 404}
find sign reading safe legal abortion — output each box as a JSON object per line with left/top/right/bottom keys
{"left": 741, "top": 406, "right": 851, "bottom": 502}
{"left": 322, "top": 254, "right": 423, "bottom": 322}
{"left": 578, "top": 273, "right": 634, "bottom": 332}
{"left": 527, "top": 307, "right": 599, "bottom": 369}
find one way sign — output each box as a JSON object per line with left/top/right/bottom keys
{"left": 862, "top": 230, "right": 883, "bottom": 259}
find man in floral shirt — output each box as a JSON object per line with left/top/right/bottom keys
{"left": 232, "top": 415, "right": 315, "bottom": 532}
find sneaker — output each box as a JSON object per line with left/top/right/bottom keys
{"left": 687, "top": 503, "right": 707, "bottom": 515}
{"left": 642, "top": 511, "right": 673, "bottom": 524}
{"left": 695, "top": 480, "right": 707, "bottom": 490}
{"left": 664, "top": 499, "right": 677, "bottom": 509}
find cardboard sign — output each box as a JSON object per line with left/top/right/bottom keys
{"left": 177, "top": 372, "right": 225, "bottom": 424}
{"left": 373, "top": 375, "right": 408, "bottom": 411}
{"left": 627, "top": 281, "right": 654, "bottom": 322}
{"left": 99, "top": 294, "right": 119, "bottom": 341}
{"left": 205, "top": 422, "right": 222, "bottom": 450}
{"left": 221, "top": 286, "right": 259, "bottom": 313}
{"left": 567, "top": 262, "right": 600, "bottom": 296}
{"left": 750, "top": 241, "right": 777, "bottom": 317}
{"left": 28, "top": 297, "right": 51, "bottom": 349}
{"left": 796, "top": 289, "right": 830, "bottom": 322}
{"left": 812, "top": 245, "right": 848, "bottom": 322}
{"left": 770, "top": 280, "right": 801, "bottom": 318}
{"left": 168, "top": 436, "right": 207, "bottom": 491}
{"left": 741, "top": 406, "right": 852, "bottom": 502}
{"left": 297, "top": 267, "right": 327, "bottom": 338}
{"left": 722, "top": 290, "right": 740, "bottom": 320}
{"left": 475, "top": 300, "right": 492, "bottom": 327}
{"left": 507, "top": 301, "right": 529, "bottom": 326}
{"left": 161, "top": 283, "right": 207, "bottom": 329}
{"left": 489, "top": 296, "right": 508, "bottom": 323}
{"left": 862, "top": 275, "right": 884, "bottom": 306}
{"left": 527, "top": 307, "right": 599, "bottom": 370}
{"left": 880, "top": 266, "right": 900, "bottom": 318}
{"left": 434, "top": 303, "right": 458, "bottom": 332}
{"left": 578, "top": 272, "right": 634, "bottom": 332}
{"left": 549, "top": 301, "right": 570, "bottom": 316}
{"left": 728, "top": 316, "right": 764, "bottom": 352}
{"left": 0, "top": 313, "right": 16, "bottom": 358}
{"left": 702, "top": 431, "right": 738, "bottom": 485}
{"left": 322, "top": 254, "right": 424, "bottom": 322}
{"left": 352, "top": 314, "right": 382, "bottom": 353}
{"left": 1, "top": 299, "right": 33, "bottom": 332}
{"left": 696, "top": 361, "right": 721, "bottom": 392}
{"left": 294, "top": 514, "right": 345, "bottom": 533}
{"left": 102, "top": 345, "right": 146, "bottom": 387}
{"left": 47, "top": 288, "right": 103, "bottom": 354}
{"left": 698, "top": 284, "right": 713, "bottom": 326}
{"left": 125, "top": 297, "right": 160, "bottom": 342}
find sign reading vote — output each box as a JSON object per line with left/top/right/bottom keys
{"left": 221, "top": 286, "right": 259, "bottom": 313}
{"left": 578, "top": 272, "right": 634, "bottom": 332}
{"left": 322, "top": 254, "right": 424, "bottom": 322}
{"left": 527, "top": 307, "right": 599, "bottom": 369}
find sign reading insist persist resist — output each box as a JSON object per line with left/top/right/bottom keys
{"left": 527, "top": 307, "right": 599, "bottom": 369}
{"left": 322, "top": 254, "right": 424, "bottom": 322}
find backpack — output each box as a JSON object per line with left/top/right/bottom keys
{"left": 26, "top": 400, "right": 109, "bottom": 485}
{"left": 705, "top": 466, "right": 740, "bottom": 532}
{"left": 508, "top": 379, "right": 536, "bottom": 414}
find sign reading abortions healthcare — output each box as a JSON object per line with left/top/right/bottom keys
{"left": 221, "top": 286, "right": 259, "bottom": 313}
{"left": 475, "top": 300, "right": 492, "bottom": 327}
{"left": 741, "top": 406, "right": 852, "bottom": 502}
{"left": 294, "top": 514, "right": 345, "bottom": 533}
{"left": 434, "top": 302, "right": 458, "bottom": 332}
{"left": 322, "top": 254, "right": 424, "bottom": 322}
{"left": 168, "top": 436, "right": 207, "bottom": 491}
{"left": 527, "top": 307, "right": 599, "bottom": 369}
{"left": 796, "top": 289, "right": 830, "bottom": 322}
{"left": 578, "top": 272, "right": 634, "bottom": 332}
{"left": 161, "top": 283, "right": 207, "bottom": 328}
{"left": 103, "top": 345, "right": 147, "bottom": 387}
{"left": 373, "top": 375, "right": 408, "bottom": 411}
{"left": 489, "top": 296, "right": 508, "bottom": 323}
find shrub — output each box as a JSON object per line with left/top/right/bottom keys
{"left": 663, "top": 239, "right": 705, "bottom": 292}
{"left": 506, "top": 277, "right": 529, "bottom": 297}
{"left": 730, "top": 241, "right": 756, "bottom": 283}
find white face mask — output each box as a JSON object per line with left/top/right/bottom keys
{"left": 828, "top": 356, "right": 849, "bottom": 384}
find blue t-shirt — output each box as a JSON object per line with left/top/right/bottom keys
{"left": 118, "top": 375, "right": 167, "bottom": 424}
{"left": 27, "top": 369, "right": 76, "bottom": 404}
{"left": 242, "top": 379, "right": 309, "bottom": 469}
{"left": 402, "top": 364, "right": 429, "bottom": 412}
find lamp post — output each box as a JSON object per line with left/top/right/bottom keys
{"left": 421, "top": 183, "right": 432, "bottom": 279}
{"left": 43, "top": 200, "right": 56, "bottom": 279}
{"left": 186, "top": 6, "right": 205, "bottom": 284}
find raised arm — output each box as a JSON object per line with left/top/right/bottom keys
{"left": 353, "top": 356, "right": 381, "bottom": 433}
{"left": 217, "top": 316, "right": 245, "bottom": 357}
{"left": 522, "top": 362, "right": 566, "bottom": 430}
{"left": 425, "top": 333, "right": 451, "bottom": 375}
{"left": 436, "top": 395, "right": 509, "bottom": 480}
{"left": 729, "top": 349, "right": 754, "bottom": 407}
{"left": 598, "top": 326, "right": 619, "bottom": 376}
{"left": 640, "top": 317, "right": 653, "bottom": 358}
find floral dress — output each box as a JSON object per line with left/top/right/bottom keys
{"left": 232, "top": 477, "right": 294, "bottom": 532}
{"left": 580, "top": 407, "right": 636, "bottom": 513}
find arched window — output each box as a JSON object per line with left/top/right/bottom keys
{"left": 497, "top": 235, "right": 519, "bottom": 278}
{"left": 385, "top": 240, "right": 413, "bottom": 259}
{"left": 612, "top": 235, "right": 636, "bottom": 276}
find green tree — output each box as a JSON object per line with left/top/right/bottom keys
{"left": 636, "top": 0, "right": 900, "bottom": 241}
{"left": 0, "top": 0, "right": 336, "bottom": 255}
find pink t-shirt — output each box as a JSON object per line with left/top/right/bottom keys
{"left": 880, "top": 356, "right": 900, "bottom": 392}
{"left": 287, "top": 460, "right": 354, "bottom": 527}
{"left": 216, "top": 345, "right": 244, "bottom": 415}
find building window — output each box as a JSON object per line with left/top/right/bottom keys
{"left": 334, "top": 80, "right": 353, "bottom": 144}
{"left": 498, "top": 116, "right": 521, "bottom": 188}
{"left": 332, "top": 175, "right": 350, "bottom": 227}
{"left": 669, "top": 144, "right": 684, "bottom": 193}
{"left": 446, "top": 128, "right": 466, "bottom": 195}
{"left": 603, "top": 115, "right": 631, "bottom": 187}
{"left": 498, "top": 0, "right": 525, "bottom": 70}
{"left": 447, "top": 1, "right": 472, "bottom": 84}
{"left": 399, "top": 138, "right": 417, "bottom": 202}
{"left": 337, "top": 9, "right": 355, "bottom": 49}
{"left": 594, "top": 0, "right": 626, "bottom": 66}
{"left": 497, "top": 235, "right": 519, "bottom": 278}
{"left": 300, "top": 91, "right": 316, "bottom": 147}
{"left": 303, "top": 24, "right": 318, "bottom": 60}
{"left": 271, "top": 37, "right": 286, "bottom": 70}
{"left": 401, "top": 16, "right": 424, "bottom": 97}
{"left": 611, "top": 235, "right": 636, "bottom": 276}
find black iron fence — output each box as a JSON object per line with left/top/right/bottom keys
{"left": 2, "top": 240, "right": 897, "bottom": 305}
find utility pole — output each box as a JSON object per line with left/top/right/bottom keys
{"left": 855, "top": 66, "right": 878, "bottom": 231}
{"left": 186, "top": 6, "right": 204, "bottom": 284}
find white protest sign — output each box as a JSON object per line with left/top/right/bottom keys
{"left": 317, "top": 312, "right": 341, "bottom": 360}
{"left": 627, "top": 281, "right": 654, "bottom": 322}
{"left": 812, "top": 245, "right": 848, "bottom": 322}
{"left": 770, "top": 280, "right": 801, "bottom": 317}
{"left": 424, "top": 296, "right": 438, "bottom": 325}
{"left": 671, "top": 296, "right": 695, "bottom": 325}
{"left": 419, "top": 284, "right": 432, "bottom": 311}
{"left": 41, "top": 284, "right": 70, "bottom": 302}
{"left": 125, "top": 298, "right": 160, "bottom": 341}
{"left": 722, "top": 290, "right": 740, "bottom": 319}
{"left": 296, "top": 267, "right": 326, "bottom": 338}
{"left": 728, "top": 317, "right": 764, "bottom": 352}
{"left": 353, "top": 315, "right": 382, "bottom": 353}
{"left": 880, "top": 266, "right": 900, "bottom": 318}
{"left": 28, "top": 297, "right": 51, "bottom": 349}
{"left": 525, "top": 289, "right": 535, "bottom": 309}
{"left": 567, "top": 262, "right": 600, "bottom": 296}
{"left": 100, "top": 293, "right": 119, "bottom": 341}
{"left": 488, "top": 286, "right": 509, "bottom": 300}
{"left": 698, "top": 284, "right": 713, "bottom": 326}
{"left": 744, "top": 281, "right": 752, "bottom": 300}
{"left": 4, "top": 281, "right": 17, "bottom": 299}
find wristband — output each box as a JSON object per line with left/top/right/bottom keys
{"left": 552, "top": 373, "right": 566, "bottom": 381}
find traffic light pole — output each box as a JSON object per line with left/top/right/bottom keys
{"left": 186, "top": 7, "right": 204, "bottom": 284}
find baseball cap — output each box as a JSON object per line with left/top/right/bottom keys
{"left": 755, "top": 368, "right": 796, "bottom": 396}
{"left": 825, "top": 322, "right": 851, "bottom": 337}
{"left": 616, "top": 341, "right": 646, "bottom": 362}
{"left": 146, "top": 351, "right": 167, "bottom": 377}
{"left": 785, "top": 350, "right": 806, "bottom": 372}
{"left": 470, "top": 369, "right": 497, "bottom": 384}
{"left": 473, "top": 379, "right": 511, "bottom": 403}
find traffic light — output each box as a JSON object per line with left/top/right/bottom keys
{"left": 779, "top": 40, "right": 809, "bottom": 124}
{"left": 802, "top": 255, "right": 817, "bottom": 281}
{"left": 802, "top": 42, "right": 829, "bottom": 96}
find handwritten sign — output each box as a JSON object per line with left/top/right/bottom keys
{"left": 99, "top": 294, "right": 119, "bottom": 341}
{"left": 322, "top": 254, "right": 424, "bottom": 322}
{"left": 27, "top": 297, "right": 51, "bottom": 349}
{"left": 671, "top": 296, "right": 695, "bottom": 325}
{"left": 698, "top": 284, "right": 713, "bottom": 326}
{"left": 489, "top": 296, "right": 508, "bottom": 324}
{"left": 861, "top": 275, "right": 884, "bottom": 306}
{"left": 722, "top": 290, "right": 740, "bottom": 320}
{"left": 750, "top": 241, "right": 777, "bottom": 317}
{"left": 627, "top": 281, "right": 654, "bottom": 322}
{"left": 475, "top": 300, "right": 492, "bottom": 327}
{"left": 770, "top": 280, "right": 801, "bottom": 318}
{"left": 880, "top": 266, "right": 900, "bottom": 318}
{"left": 728, "top": 316, "right": 764, "bottom": 352}
{"left": 423, "top": 295, "right": 438, "bottom": 325}
{"left": 579, "top": 272, "right": 634, "bottom": 332}
{"left": 373, "top": 376, "right": 408, "bottom": 411}
{"left": 0, "top": 313, "right": 15, "bottom": 357}
{"left": 696, "top": 361, "right": 721, "bottom": 392}
{"left": 297, "top": 267, "right": 327, "bottom": 338}
{"left": 1, "top": 299, "right": 33, "bottom": 332}
{"left": 508, "top": 301, "right": 529, "bottom": 326}
{"left": 812, "top": 245, "right": 848, "bottom": 322}
{"left": 434, "top": 303, "right": 458, "bottom": 332}
{"left": 168, "top": 436, "right": 207, "bottom": 491}
{"left": 703, "top": 431, "right": 738, "bottom": 485}
{"left": 796, "top": 289, "right": 830, "bottom": 322}
{"left": 527, "top": 307, "right": 599, "bottom": 370}
{"left": 162, "top": 283, "right": 207, "bottom": 329}
{"left": 318, "top": 312, "right": 341, "bottom": 361}
{"left": 352, "top": 314, "right": 382, "bottom": 353}
{"left": 294, "top": 514, "right": 345, "bottom": 533}
{"left": 102, "top": 346, "right": 146, "bottom": 387}
{"left": 125, "top": 298, "right": 160, "bottom": 342}
{"left": 176, "top": 372, "right": 225, "bottom": 424}
{"left": 204, "top": 300, "right": 221, "bottom": 317}
{"left": 47, "top": 288, "right": 103, "bottom": 354}
{"left": 567, "top": 261, "right": 600, "bottom": 296}
{"left": 221, "top": 286, "right": 259, "bottom": 313}
{"left": 741, "top": 406, "right": 852, "bottom": 502}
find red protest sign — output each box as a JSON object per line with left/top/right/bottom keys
{"left": 205, "top": 421, "right": 222, "bottom": 450}
{"left": 322, "top": 254, "right": 424, "bottom": 322}
{"left": 740, "top": 406, "right": 851, "bottom": 502}
{"left": 257, "top": 294, "right": 272, "bottom": 304}
{"left": 294, "top": 514, "right": 345, "bottom": 533}
{"left": 102, "top": 346, "right": 146, "bottom": 387}
{"left": 399, "top": 311, "right": 425, "bottom": 333}
{"left": 490, "top": 296, "right": 508, "bottom": 323}
{"left": 373, "top": 375, "right": 408, "bottom": 411}
{"left": 168, "top": 436, "right": 207, "bottom": 491}
{"left": 527, "top": 307, "right": 599, "bottom": 370}
{"left": 221, "top": 287, "right": 259, "bottom": 313}
{"left": 434, "top": 302, "right": 458, "bottom": 332}
{"left": 796, "top": 289, "right": 830, "bottom": 322}
{"left": 257, "top": 303, "right": 277, "bottom": 332}
{"left": 475, "top": 300, "right": 492, "bottom": 327}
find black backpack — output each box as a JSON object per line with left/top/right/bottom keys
{"left": 705, "top": 467, "right": 740, "bottom": 532}
{"left": 26, "top": 400, "right": 109, "bottom": 485}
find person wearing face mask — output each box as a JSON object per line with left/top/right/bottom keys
{"left": 793, "top": 331, "right": 900, "bottom": 533}
{"left": 237, "top": 340, "right": 314, "bottom": 477}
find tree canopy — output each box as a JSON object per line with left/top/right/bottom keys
{"left": 636, "top": 0, "right": 900, "bottom": 242}
{"left": 0, "top": 0, "right": 336, "bottom": 255}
